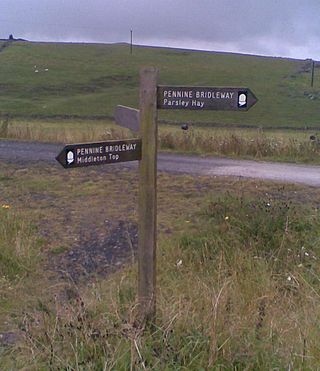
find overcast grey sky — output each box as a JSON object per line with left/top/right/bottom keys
{"left": 2, "top": 0, "right": 319, "bottom": 60}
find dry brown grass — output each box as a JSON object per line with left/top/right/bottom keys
{"left": 160, "top": 126, "right": 320, "bottom": 163}
{"left": 2, "top": 118, "right": 319, "bottom": 164}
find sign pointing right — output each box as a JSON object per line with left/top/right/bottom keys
{"left": 157, "top": 86, "right": 258, "bottom": 111}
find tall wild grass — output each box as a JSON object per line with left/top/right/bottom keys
{"left": 0, "top": 207, "right": 41, "bottom": 281}
{"left": 6, "top": 191, "right": 320, "bottom": 369}
{"left": 1, "top": 118, "right": 319, "bottom": 163}
{"left": 160, "top": 126, "right": 320, "bottom": 162}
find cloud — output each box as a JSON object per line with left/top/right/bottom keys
{"left": 2, "top": 0, "right": 320, "bottom": 59}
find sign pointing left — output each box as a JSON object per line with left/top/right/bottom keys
{"left": 56, "top": 138, "right": 142, "bottom": 168}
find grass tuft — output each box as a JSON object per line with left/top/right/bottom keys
{"left": 0, "top": 117, "right": 10, "bottom": 138}
{"left": 0, "top": 208, "right": 42, "bottom": 281}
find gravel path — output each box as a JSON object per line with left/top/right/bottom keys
{"left": 1, "top": 139, "right": 320, "bottom": 187}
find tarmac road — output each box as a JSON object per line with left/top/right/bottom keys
{"left": 1, "top": 139, "right": 319, "bottom": 187}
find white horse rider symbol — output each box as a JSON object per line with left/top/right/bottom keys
{"left": 238, "top": 92, "right": 247, "bottom": 108}
{"left": 67, "top": 150, "right": 74, "bottom": 165}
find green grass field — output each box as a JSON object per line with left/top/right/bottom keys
{"left": 0, "top": 41, "right": 319, "bottom": 128}
{"left": 1, "top": 161, "right": 320, "bottom": 369}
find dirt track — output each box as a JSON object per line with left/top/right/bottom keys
{"left": 1, "top": 139, "right": 320, "bottom": 187}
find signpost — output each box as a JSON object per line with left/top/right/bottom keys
{"left": 56, "top": 138, "right": 141, "bottom": 168}
{"left": 157, "top": 86, "right": 257, "bottom": 111}
{"left": 56, "top": 67, "right": 258, "bottom": 327}
{"left": 137, "top": 67, "right": 158, "bottom": 324}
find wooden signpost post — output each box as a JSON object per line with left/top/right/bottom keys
{"left": 137, "top": 67, "right": 158, "bottom": 323}
{"left": 56, "top": 67, "right": 258, "bottom": 326}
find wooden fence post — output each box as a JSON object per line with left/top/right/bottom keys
{"left": 138, "top": 66, "right": 158, "bottom": 324}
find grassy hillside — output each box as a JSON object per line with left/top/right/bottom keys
{"left": 0, "top": 41, "right": 319, "bottom": 128}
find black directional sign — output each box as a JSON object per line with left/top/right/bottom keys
{"left": 56, "top": 138, "right": 142, "bottom": 168}
{"left": 157, "top": 86, "right": 258, "bottom": 111}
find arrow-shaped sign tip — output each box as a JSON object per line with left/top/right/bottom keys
{"left": 56, "top": 147, "right": 68, "bottom": 168}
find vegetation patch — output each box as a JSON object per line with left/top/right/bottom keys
{"left": 1, "top": 166, "right": 320, "bottom": 368}
{"left": 160, "top": 126, "right": 320, "bottom": 163}
{"left": 0, "top": 207, "right": 42, "bottom": 281}
{"left": 1, "top": 118, "right": 320, "bottom": 164}
{"left": 0, "top": 42, "right": 319, "bottom": 127}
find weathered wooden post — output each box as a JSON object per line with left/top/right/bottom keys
{"left": 138, "top": 66, "right": 158, "bottom": 324}
{"left": 311, "top": 59, "right": 315, "bottom": 88}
